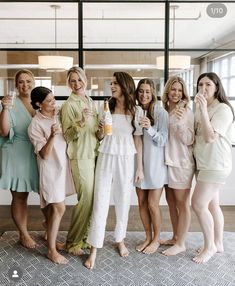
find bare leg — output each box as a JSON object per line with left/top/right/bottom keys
{"left": 46, "top": 202, "right": 68, "bottom": 264}
{"left": 135, "top": 188, "right": 152, "bottom": 252}
{"left": 160, "top": 186, "right": 178, "bottom": 245}
{"left": 41, "top": 207, "right": 49, "bottom": 241}
{"left": 143, "top": 188, "right": 163, "bottom": 254}
{"left": 84, "top": 246, "right": 97, "bottom": 270}
{"left": 163, "top": 189, "right": 191, "bottom": 256}
{"left": 11, "top": 191, "right": 37, "bottom": 249}
{"left": 191, "top": 181, "right": 220, "bottom": 263}
{"left": 209, "top": 193, "right": 224, "bottom": 252}
{"left": 117, "top": 240, "right": 129, "bottom": 257}
{"left": 197, "top": 193, "right": 224, "bottom": 255}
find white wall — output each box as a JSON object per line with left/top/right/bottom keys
{"left": 1, "top": 148, "right": 235, "bottom": 206}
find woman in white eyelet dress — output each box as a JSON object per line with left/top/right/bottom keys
{"left": 85, "top": 71, "right": 144, "bottom": 270}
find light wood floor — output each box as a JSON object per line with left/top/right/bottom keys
{"left": 1, "top": 205, "right": 235, "bottom": 232}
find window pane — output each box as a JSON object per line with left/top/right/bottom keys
{"left": 84, "top": 51, "right": 165, "bottom": 97}
{"left": 221, "top": 59, "right": 228, "bottom": 77}
{"left": 0, "top": 50, "right": 78, "bottom": 98}
{"left": 171, "top": 2, "right": 235, "bottom": 49}
{"left": 229, "top": 78, "right": 235, "bottom": 98}
{"left": 230, "top": 57, "right": 235, "bottom": 76}
{"left": 83, "top": 3, "right": 165, "bottom": 49}
{"left": 0, "top": 2, "right": 78, "bottom": 49}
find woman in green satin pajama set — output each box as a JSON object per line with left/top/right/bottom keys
{"left": 61, "top": 67, "right": 98, "bottom": 255}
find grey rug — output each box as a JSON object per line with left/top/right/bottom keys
{"left": 0, "top": 231, "right": 235, "bottom": 286}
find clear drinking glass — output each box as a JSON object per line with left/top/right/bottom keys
{"left": 8, "top": 91, "right": 16, "bottom": 108}
{"left": 177, "top": 99, "right": 187, "bottom": 109}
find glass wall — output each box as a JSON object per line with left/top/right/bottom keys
{"left": 0, "top": 0, "right": 235, "bottom": 135}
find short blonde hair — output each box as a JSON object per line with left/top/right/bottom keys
{"left": 67, "top": 66, "right": 87, "bottom": 89}
{"left": 162, "top": 76, "right": 190, "bottom": 111}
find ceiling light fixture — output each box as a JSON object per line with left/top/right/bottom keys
{"left": 38, "top": 5, "right": 73, "bottom": 72}
{"left": 156, "top": 5, "right": 191, "bottom": 70}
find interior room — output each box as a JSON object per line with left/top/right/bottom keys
{"left": 0, "top": 1, "right": 235, "bottom": 285}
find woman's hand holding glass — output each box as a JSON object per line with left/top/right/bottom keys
{"left": 175, "top": 100, "right": 186, "bottom": 120}
{"left": 50, "top": 122, "right": 62, "bottom": 137}
{"left": 194, "top": 92, "right": 207, "bottom": 113}
{"left": 83, "top": 107, "right": 94, "bottom": 119}
{"left": 139, "top": 113, "right": 150, "bottom": 129}
{"left": 1, "top": 93, "right": 15, "bottom": 110}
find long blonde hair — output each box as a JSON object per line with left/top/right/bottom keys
{"left": 162, "top": 76, "right": 189, "bottom": 112}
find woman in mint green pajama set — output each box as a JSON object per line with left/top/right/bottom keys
{"left": 61, "top": 67, "right": 98, "bottom": 255}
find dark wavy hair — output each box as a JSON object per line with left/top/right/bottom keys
{"left": 135, "top": 78, "right": 156, "bottom": 126}
{"left": 197, "top": 72, "right": 235, "bottom": 121}
{"left": 109, "top": 71, "right": 136, "bottom": 134}
{"left": 31, "top": 86, "right": 52, "bottom": 110}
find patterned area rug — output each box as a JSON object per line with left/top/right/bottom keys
{"left": 0, "top": 231, "right": 235, "bottom": 286}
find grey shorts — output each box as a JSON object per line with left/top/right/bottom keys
{"left": 196, "top": 169, "right": 231, "bottom": 184}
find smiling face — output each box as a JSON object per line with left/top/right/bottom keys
{"left": 198, "top": 76, "right": 217, "bottom": 105}
{"left": 39, "top": 92, "right": 56, "bottom": 114}
{"left": 69, "top": 72, "right": 86, "bottom": 96}
{"left": 168, "top": 81, "right": 183, "bottom": 106}
{"left": 138, "top": 83, "right": 153, "bottom": 109}
{"left": 16, "top": 73, "right": 35, "bottom": 97}
{"left": 110, "top": 76, "right": 123, "bottom": 99}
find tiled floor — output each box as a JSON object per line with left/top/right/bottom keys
{"left": 0, "top": 231, "right": 235, "bottom": 286}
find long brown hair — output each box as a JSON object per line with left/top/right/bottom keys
{"left": 109, "top": 71, "right": 136, "bottom": 133}
{"left": 135, "top": 78, "right": 156, "bottom": 126}
{"left": 197, "top": 72, "right": 235, "bottom": 121}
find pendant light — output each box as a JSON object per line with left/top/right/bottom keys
{"left": 38, "top": 5, "right": 73, "bottom": 72}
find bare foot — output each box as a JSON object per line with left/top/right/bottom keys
{"left": 47, "top": 250, "right": 68, "bottom": 264}
{"left": 117, "top": 241, "right": 129, "bottom": 257}
{"left": 197, "top": 243, "right": 223, "bottom": 254}
{"left": 197, "top": 246, "right": 203, "bottom": 254}
{"left": 159, "top": 238, "right": 176, "bottom": 245}
{"left": 70, "top": 249, "right": 85, "bottom": 256}
{"left": 84, "top": 249, "right": 97, "bottom": 270}
{"left": 214, "top": 241, "right": 224, "bottom": 253}
{"left": 142, "top": 241, "right": 160, "bottom": 254}
{"left": 136, "top": 239, "right": 151, "bottom": 252}
{"left": 193, "top": 246, "right": 217, "bottom": 264}
{"left": 162, "top": 244, "right": 186, "bottom": 256}
{"left": 56, "top": 242, "right": 65, "bottom": 251}
{"left": 20, "top": 234, "right": 38, "bottom": 249}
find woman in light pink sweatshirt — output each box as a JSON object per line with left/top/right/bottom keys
{"left": 161, "top": 76, "right": 195, "bottom": 256}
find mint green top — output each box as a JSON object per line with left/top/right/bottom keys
{"left": 60, "top": 93, "right": 99, "bottom": 160}
{"left": 0, "top": 97, "right": 39, "bottom": 193}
